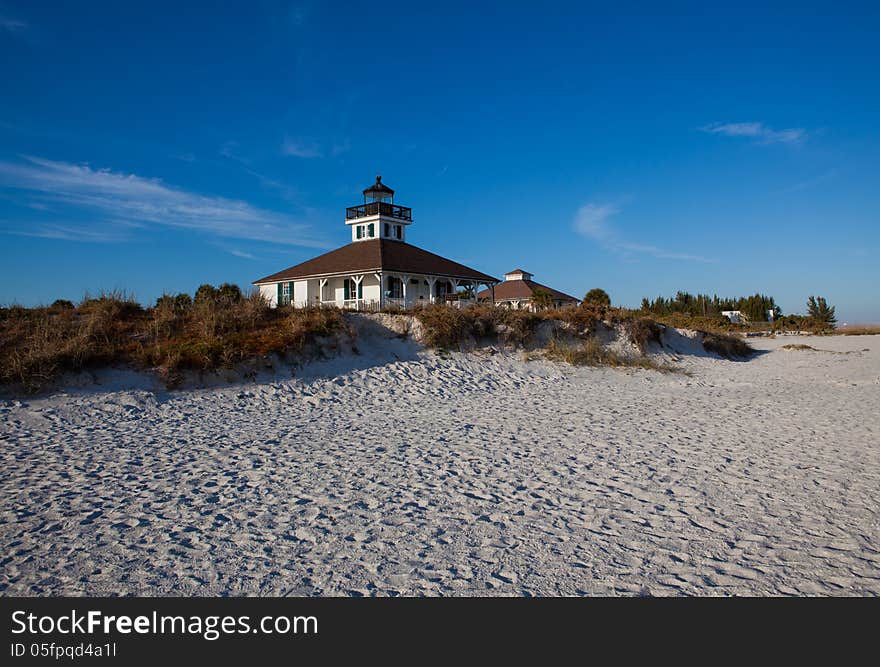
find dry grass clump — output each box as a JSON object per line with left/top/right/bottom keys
{"left": 834, "top": 326, "right": 880, "bottom": 336}
{"left": 625, "top": 317, "right": 663, "bottom": 353}
{"left": 138, "top": 300, "right": 349, "bottom": 388}
{"left": 781, "top": 343, "right": 819, "bottom": 351}
{"left": 1, "top": 288, "right": 351, "bottom": 393}
{"left": 702, "top": 331, "right": 753, "bottom": 359}
{"left": 412, "top": 304, "right": 544, "bottom": 349}
{"left": 545, "top": 336, "right": 678, "bottom": 373}
{"left": 0, "top": 291, "right": 143, "bottom": 393}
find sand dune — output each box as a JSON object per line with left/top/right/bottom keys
{"left": 1, "top": 328, "right": 878, "bottom": 596}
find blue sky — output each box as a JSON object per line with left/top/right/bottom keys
{"left": 1, "top": 1, "right": 878, "bottom": 322}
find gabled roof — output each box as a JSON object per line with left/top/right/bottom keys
{"left": 476, "top": 278, "right": 579, "bottom": 303}
{"left": 254, "top": 239, "right": 499, "bottom": 284}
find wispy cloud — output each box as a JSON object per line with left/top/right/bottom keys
{"left": 779, "top": 169, "right": 838, "bottom": 194}
{"left": 701, "top": 121, "right": 806, "bottom": 145}
{"left": 0, "top": 14, "right": 27, "bottom": 32}
{"left": 282, "top": 136, "right": 323, "bottom": 158}
{"left": 1, "top": 223, "right": 133, "bottom": 243}
{"left": 281, "top": 135, "right": 350, "bottom": 159}
{"left": 229, "top": 249, "right": 257, "bottom": 260}
{"left": 573, "top": 203, "right": 712, "bottom": 262}
{"left": 0, "top": 155, "right": 325, "bottom": 247}
{"left": 573, "top": 203, "right": 618, "bottom": 240}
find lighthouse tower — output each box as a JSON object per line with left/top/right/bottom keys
{"left": 345, "top": 175, "right": 413, "bottom": 243}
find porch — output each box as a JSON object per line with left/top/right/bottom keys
{"left": 276, "top": 272, "right": 495, "bottom": 310}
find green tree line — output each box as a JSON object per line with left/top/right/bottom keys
{"left": 640, "top": 291, "right": 780, "bottom": 322}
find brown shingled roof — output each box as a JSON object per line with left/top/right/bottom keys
{"left": 254, "top": 239, "right": 499, "bottom": 285}
{"left": 476, "top": 279, "right": 579, "bottom": 303}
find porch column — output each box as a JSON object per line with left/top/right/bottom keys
{"left": 490, "top": 283, "right": 495, "bottom": 306}
{"left": 400, "top": 274, "right": 411, "bottom": 309}
{"left": 351, "top": 274, "right": 364, "bottom": 311}
{"left": 374, "top": 272, "right": 383, "bottom": 310}
{"left": 450, "top": 279, "right": 459, "bottom": 306}
{"left": 426, "top": 276, "right": 437, "bottom": 304}
{"left": 319, "top": 278, "right": 328, "bottom": 305}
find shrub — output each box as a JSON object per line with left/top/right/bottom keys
{"left": 582, "top": 288, "right": 611, "bottom": 307}
{"left": 702, "top": 332, "right": 752, "bottom": 359}
{"left": 413, "top": 304, "right": 473, "bottom": 349}
{"left": 555, "top": 304, "right": 603, "bottom": 332}
{"left": 626, "top": 317, "right": 663, "bottom": 353}
{"left": 217, "top": 283, "right": 244, "bottom": 304}
{"left": 194, "top": 284, "right": 218, "bottom": 304}
{"left": 50, "top": 299, "right": 75, "bottom": 310}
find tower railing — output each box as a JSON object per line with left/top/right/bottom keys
{"left": 345, "top": 202, "right": 412, "bottom": 221}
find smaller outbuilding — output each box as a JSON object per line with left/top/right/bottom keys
{"left": 476, "top": 269, "right": 579, "bottom": 311}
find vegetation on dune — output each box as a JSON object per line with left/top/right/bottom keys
{"left": 412, "top": 301, "right": 752, "bottom": 365}
{"left": 624, "top": 317, "right": 663, "bottom": 354}
{"left": 0, "top": 288, "right": 349, "bottom": 393}
{"left": 2, "top": 288, "right": 762, "bottom": 393}
{"left": 702, "top": 331, "right": 753, "bottom": 359}
{"left": 412, "top": 304, "right": 545, "bottom": 349}
{"left": 544, "top": 337, "right": 679, "bottom": 373}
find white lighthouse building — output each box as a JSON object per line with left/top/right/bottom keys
{"left": 254, "top": 176, "right": 498, "bottom": 310}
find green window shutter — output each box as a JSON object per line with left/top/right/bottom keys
{"left": 288, "top": 282, "right": 294, "bottom": 304}
{"left": 277, "top": 283, "right": 282, "bottom": 305}
{"left": 368, "top": 223, "right": 374, "bottom": 237}
{"left": 344, "top": 280, "right": 350, "bottom": 300}
{"left": 357, "top": 226, "right": 362, "bottom": 239}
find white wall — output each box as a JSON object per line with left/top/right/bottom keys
{"left": 259, "top": 283, "right": 278, "bottom": 307}
{"left": 293, "top": 280, "right": 309, "bottom": 307}
{"left": 347, "top": 215, "right": 408, "bottom": 243}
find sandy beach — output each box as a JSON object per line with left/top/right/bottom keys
{"left": 1, "top": 329, "right": 878, "bottom": 596}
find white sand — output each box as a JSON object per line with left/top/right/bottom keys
{"left": 1, "top": 327, "right": 879, "bottom": 596}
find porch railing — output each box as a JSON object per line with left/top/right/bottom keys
{"left": 341, "top": 299, "right": 381, "bottom": 312}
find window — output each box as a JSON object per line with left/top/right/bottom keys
{"left": 368, "top": 223, "right": 375, "bottom": 238}
{"left": 395, "top": 225, "right": 402, "bottom": 239}
{"left": 356, "top": 226, "right": 363, "bottom": 239}
{"left": 280, "top": 282, "right": 291, "bottom": 305}
{"left": 384, "top": 222, "right": 390, "bottom": 237}
{"left": 387, "top": 276, "right": 403, "bottom": 299}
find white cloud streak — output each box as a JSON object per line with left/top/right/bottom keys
{"left": 0, "top": 14, "right": 27, "bottom": 31}
{"left": 701, "top": 121, "right": 806, "bottom": 145}
{"left": 1, "top": 224, "right": 132, "bottom": 243}
{"left": 573, "top": 203, "right": 713, "bottom": 262}
{"left": 282, "top": 136, "right": 350, "bottom": 159}
{"left": 281, "top": 137, "right": 323, "bottom": 158}
{"left": 0, "top": 155, "right": 325, "bottom": 247}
